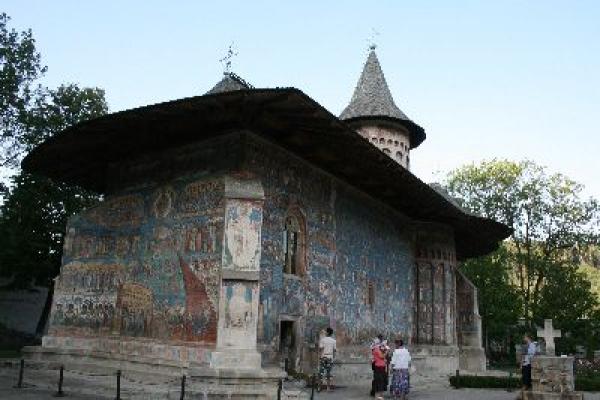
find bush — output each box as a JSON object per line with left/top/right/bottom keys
{"left": 448, "top": 371, "right": 600, "bottom": 392}
{"left": 575, "top": 376, "right": 600, "bottom": 392}
{"left": 449, "top": 374, "right": 521, "bottom": 389}
{"left": 575, "top": 359, "right": 600, "bottom": 377}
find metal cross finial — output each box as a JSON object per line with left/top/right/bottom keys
{"left": 219, "top": 42, "right": 238, "bottom": 74}
{"left": 367, "top": 28, "right": 380, "bottom": 51}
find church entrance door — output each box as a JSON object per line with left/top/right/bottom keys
{"left": 279, "top": 319, "right": 299, "bottom": 373}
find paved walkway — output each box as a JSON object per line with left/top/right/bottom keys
{"left": 2, "top": 370, "right": 600, "bottom": 400}
{"left": 312, "top": 385, "right": 600, "bottom": 400}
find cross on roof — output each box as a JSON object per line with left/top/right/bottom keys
{"left": 537, "top": 319, "right": 561, "bottom": 356}
{"left": 367, "top": 28, "right": 379, "bottom": 51}
{"left": 219, "top": 43, "right": 238, "bottom": 74}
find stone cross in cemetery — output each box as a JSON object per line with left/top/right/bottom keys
{"left": 537, "top": 319, "right": 561, "bottom": 356}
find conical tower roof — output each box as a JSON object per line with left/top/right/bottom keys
{"left": 341, "top": 48, "right": 426, "bottom": 148}
{"left": 205, "top": 72, "right": 253, "bottom": 95}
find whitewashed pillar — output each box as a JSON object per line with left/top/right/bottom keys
{"left": 211, "top": 175, "right": 264, "bottom": 370}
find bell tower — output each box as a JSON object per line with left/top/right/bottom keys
{"left": 340, "top": 47, "right": 425, "bottom": 169}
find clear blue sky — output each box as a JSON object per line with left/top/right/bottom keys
{"left": 4, "top": 1, "right": 600, "bottom": 199}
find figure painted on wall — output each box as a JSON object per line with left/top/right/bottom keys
{"left": 223, "top": 281, "right": 255, "bottom": 329}
{"left": 176, "top": 255, "right": 217, "bottom": 342}
{"left": 116, "top": 283, "right": 154, "bottom": 337}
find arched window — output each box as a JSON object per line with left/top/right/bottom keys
{"left": 396, "top": 151, "right": 403, "bottom": 160}
{"left": 394, "top": 140, "right": 399, "bottom": 146}
{"left": 283, "top": 208, "right": 307, "bottom": 276}
{"left": 379, "top": 138, "right": 385, "bottom": 144}
{"left": 387, "top": 139, "right": 393, "bottom": 145}
{"left": 383, "top": 148, "right": 391, "bottom": 155}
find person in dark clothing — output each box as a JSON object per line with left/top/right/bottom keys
{"left": 370, "top": 334, "right": 385, "bottom": 397}
{"left": 371, "top": 340, "right": 389, "bottom": 400}
{"left": 521, "top": 334, "right": 536, "bottom": 391}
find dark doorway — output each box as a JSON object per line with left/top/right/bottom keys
{"left": 280, "top": 320, "right": 296, "bottom": 372}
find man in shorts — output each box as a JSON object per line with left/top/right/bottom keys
{"left": 318, "top": 327, "right": 337, "bottom": 392}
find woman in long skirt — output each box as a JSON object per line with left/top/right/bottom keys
{"left": 390, "top": 339, "right": 411, "bottom": 399}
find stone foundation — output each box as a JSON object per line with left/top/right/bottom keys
{"left": 459, "top": 346, "right": 486, "bottom": 372}
{"left": 23, "top": 345, "right": 285, "bottom": 399}
{"left": 522, "top": 356, "right": 583, "bottom": 400}
{"left": 412, "top": 345, "right": 460, "bottom": 375}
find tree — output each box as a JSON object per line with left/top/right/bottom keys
{"left": 445, "top": 160, "right": 600, "bottom": 353}
{"left": 0, "top": 83, "right": 107, "bottom": 288}
{"left": 0, "top": 12, "right": 46, "bottom": 166}
{"left": 0, "top": 14, "right": 108, "bottom": 336}
{"left": 0, "top": 173, "right": 99, "bottom": 288}
{"left": 460, "top": 245, "right": 521, "bottom": 355}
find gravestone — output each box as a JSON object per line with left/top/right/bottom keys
{"left": 537, "top": 319, "right": 561, "bottom": 356}
{"left": 523, "top": 320, "right": 583, "bottom": 400}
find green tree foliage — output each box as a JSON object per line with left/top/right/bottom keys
{"left": 0, "top": 12, "right": 46, "bottom": 166}
{"left": 460, "top": 246, "right": 520, "bottom": 351}
{"left": 446, "top": 160, "right": 600, "bottom": 354}
{"left": 0, "top": 173, "right": 99, "bottom": 288}
{"left": 0, "top": 14, "right": 108, "bottom": 291}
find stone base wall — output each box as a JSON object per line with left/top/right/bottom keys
{"left": 459, "top": 346, "right": 486, "bottom": 372}
{"left": 412, "top": 345, "right": 460, "bottom": 375}
{"left": 23, "top": 345, "right": 284, "bottom": 399}
{"left": 40, "top": 335, "right": 213, "bottom": 365}
{"left": 332, "top": 344, "right": 461, "bottom": 385}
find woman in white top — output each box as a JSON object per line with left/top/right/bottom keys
{"left": 390, "top": 339, "right": 411, "bottom": 399}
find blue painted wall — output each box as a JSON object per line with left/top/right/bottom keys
{"left": 245, "top": 138, "right": 414, "bottom": 351}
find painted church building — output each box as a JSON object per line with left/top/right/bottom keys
{"left": 22, "top": 49, "right": 510, "bottom": 383}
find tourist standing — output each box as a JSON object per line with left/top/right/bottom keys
{"left": 521, "top": 334, "right": 536, "bottom": 391}
{"left": 370, "top": 334, "right": 383, "bottom": 397}
{"left": 371, "top": 341, "right": 389, "bottom": 400}
{"left": 318, "top": 327, "right": 337, "bottom": 392}
{"left": 390, "top": 339, "right": 411, "bottom": 400}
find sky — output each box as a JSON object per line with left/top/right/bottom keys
{"left": 3, "top": 1, "right": 600, "bottom": 199}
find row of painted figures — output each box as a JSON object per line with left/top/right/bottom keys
{"left": 51, "top": 300, "right": 216, "bottom": 341}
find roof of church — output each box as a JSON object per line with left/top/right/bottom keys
{"left": 22, "top": 82, "right": 510, "bottom": 259}
{"left": 340, "top": 49, "right": 426, "bottom": 148}
{"left": 205, "top": 72, "right": 253, "bottom": 95}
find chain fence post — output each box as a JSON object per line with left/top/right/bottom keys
{"left": 115, "top": 369, "right": 121, "bottom": 400}
{"left": 180, "top": 375, "right": 186, "bottom": 400}
{"left": 13, "top": 359, "right": 24, "bottom": 389}
{"left": 54, "top": 365, "right": 65, "bottom": 397}
{"left": 455, "top": 369, "right": 460, "bottom": 389}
